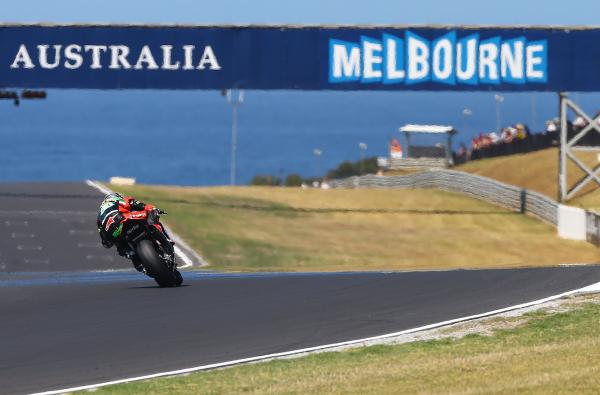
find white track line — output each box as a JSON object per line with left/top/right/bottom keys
{"left": 31, "top": 280, "right": 600, "bottom": 395}
{"left": 174, "top": 245, "right": 193, "bottom": 269}
{"left": 85, "top": 180, "right": 113, "bottom": 196}
{"left": 85, "top": 179, "right": 197, "bottom": 269}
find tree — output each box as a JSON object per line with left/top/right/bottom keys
{"left": 250, "top": 174, "right": 281, "bottom": 186}
{"left": 285, "top": 173, "right": 303, "bottom": 187}
{"left": 326, "top": 157, "right": 379, "bottom": 179}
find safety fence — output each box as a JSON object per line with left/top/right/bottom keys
{"left": 329, "top": 170, "right": 600, "bottom": 246}
{"left": 387, "top": 157, "right": 449, "bottom": 169}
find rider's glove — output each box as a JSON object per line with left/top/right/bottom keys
{"left": 148, "top": 208, "right": 160, "bottom": 225}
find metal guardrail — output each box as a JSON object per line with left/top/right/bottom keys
{"left": 330, "top": 170, "right": 600, "bottom": 245}
{"left": 388, "top": 157, "right": 449, "bottom": 169}
{"left": 330, "top": 170, "right": 558, "bottom": 225}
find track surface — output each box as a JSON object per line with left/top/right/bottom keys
{"left": 0, "top": 183, "right": 599, "bottom": 394}
{"left": 0, "top": 182, "right": 129, "bottom": 272}
{"left": 2, "top": 267, "right": 600, "bottom": 394}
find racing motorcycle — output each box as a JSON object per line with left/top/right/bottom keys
{"left": 119, "top": 207, "right": 183, "bottom": 287}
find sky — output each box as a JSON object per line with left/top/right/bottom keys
{"left": 1, "top": 0, "right": 599, "bottom": 26}
{"left": 2, "top": 0, "right": 600, "bottom": 183}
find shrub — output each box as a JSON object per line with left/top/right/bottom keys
{"left": 285, "top": 174, "right": 303, "bottom": 187}
{"left": 250, "top": 175, "right": 281, "bottom": 186}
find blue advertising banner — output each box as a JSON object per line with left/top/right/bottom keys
{"left": 0, "top": 24, "right": 598, "bottom": 91}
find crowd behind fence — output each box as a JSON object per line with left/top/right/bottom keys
{"left": 454, "top": 115, "right": 600, "bottom": 165}
{"left": 329, "top": 170, "right": 600, "bottom": 245}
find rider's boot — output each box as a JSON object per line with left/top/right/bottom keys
{"left": 131, "top": 256, "right": 145, "bottom": 273}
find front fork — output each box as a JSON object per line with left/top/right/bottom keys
{"left": 148, "top": 225, "right": 176, "bottom": 268}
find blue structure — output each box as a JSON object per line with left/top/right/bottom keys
{"left": 0, "top": 24, "right": 597, "bottom": 91}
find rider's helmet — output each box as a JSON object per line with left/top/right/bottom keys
{"left": 103, "top": 192, "right": 124, "bottom": 204}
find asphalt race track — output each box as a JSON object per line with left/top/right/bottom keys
{"left": 0, "top": 183, "right": 599, "bottom": 394}
{"left": 0, "top": 182, "right": 129, "bottom": 272}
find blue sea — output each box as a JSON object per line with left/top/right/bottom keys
{"left": 1, "top": 90, "right": 599, "bottom": 186}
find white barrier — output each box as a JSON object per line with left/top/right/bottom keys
{"left": 558, "top": 205, "right": 587, "bottom": 241}
{"left": 109, "top": 176, "right": 136, "bottom": 186}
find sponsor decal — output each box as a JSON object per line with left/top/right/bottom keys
{"left": 328, "top": 31, "right": 547, "bottom": 85}
{"left": 112, "top": 223, "right": 123, "bottom": 238}
{"left": 104, "top": 215, "right": 116, "bottom": 231}
{"left": 129, "top": 212, "right": 146, "bottom": 219}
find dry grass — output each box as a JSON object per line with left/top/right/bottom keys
{"left": 111, "top": 185, "right": 599, "bottom": 272}
{"left": 457, "top": 147, "right": 600, "bottom": 210}
{"left": 90, "top": 297, "right": 600, "bottom": 395}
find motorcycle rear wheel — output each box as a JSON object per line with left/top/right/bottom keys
{"left": 137, "top": 239, "right": 179, "bottom": 287}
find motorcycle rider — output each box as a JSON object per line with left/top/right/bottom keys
{"left": 97, "top": 192, "right": 173, "bottom": 271}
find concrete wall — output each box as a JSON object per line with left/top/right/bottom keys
{"left": 558, "top": 205, "right": 587, "bottom": 241}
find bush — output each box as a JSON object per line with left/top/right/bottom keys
{"left": 326, "top": 157, "right": 378, "bottom": 179}
{"left": 250, "top": 174, "right": 281, "bottom": 186}
{"left": 249, "top": 156, "right": 380, "bottom": 187}
{"left": 285, "top": 174, "right": 303, "bottom": 187}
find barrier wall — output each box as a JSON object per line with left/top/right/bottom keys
{"left": 558, "top": 205, "right": 587, "bottom": 241}
{"left": 330, "top": 170, "right": 600, "bottom": 245}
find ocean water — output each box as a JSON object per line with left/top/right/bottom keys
{"left": 1, "top": 90, "right": 599, "bottom": 186}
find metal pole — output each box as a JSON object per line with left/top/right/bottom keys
{"left": 446, "top": 132, "right": 452, "bottom": 166}
{"left": 224, "top": 89, "right": 243, "bottom": 186}
{"left": 496, "top": 101, "right": 500, "bottom": 131}
{"left": 358, "top": 142, "right": 367, "bottom": 175}
{"left": 494, "top": 94, "right": 504, "bottom": 132}
{"left": 559, "top": 92, "right": 568, "bottom": 201}
{"left": 462, "top": 108, "right": 472, "bottom": 135}
{"left": 230, "top": 102, "right": 238, "bottom": 186}
{"left": 360, "top": 149, "right": 364, "bottom": 175}
{"left": 317, "top": 154, "right": 321, "bottom": 180}
{"left": 531, "top": 94, "right": 537, "bottom": 131}
{"left": 313, "top": 149, "right": 322, "bottom": 181}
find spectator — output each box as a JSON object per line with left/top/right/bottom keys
{"left": 456, "top": 111, "right": 600, "bottom": 165}
{"left": 573, "top": 116, "right": 587, "bottom": 130}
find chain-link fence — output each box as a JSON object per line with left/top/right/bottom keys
{"left": 329, "top": 170, "right": 600, "bottom": 245}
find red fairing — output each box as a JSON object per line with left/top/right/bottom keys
{"left": 144, "top": 204, "right": 155, "bottom": 211}
{"left": 118, "top": 197, "right": 136, "bottom": 211}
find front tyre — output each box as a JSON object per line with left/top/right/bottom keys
{"left": 173, "top": 269, "right": 183, "bottom": 287}
{"left": 137, "top": 239, "right": 178, "bottom": 287}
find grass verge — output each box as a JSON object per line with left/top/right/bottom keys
{"left": 109, "top": 185, "right": 598, "bottom": 272}
{"left": 457, "top": 147, "right": 600, "bottom": 210}
{"left": 88, "top": 296, "right": 600, "bottom": 395}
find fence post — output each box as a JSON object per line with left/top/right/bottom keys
{"left": 520, "top": 189, "right": 527, "bottom": 214}
{"left": 595, "top": 213, "right": 600, "bottom": 245}
{"left": 558, "top": 92, "right": 568, "bottom": 202}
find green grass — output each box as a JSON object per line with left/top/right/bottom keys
{"left": 109, "top": 185, "right": 599, "bottom": 272}
{"left": 88, "top": 300, "right": 600, "bottom": 395}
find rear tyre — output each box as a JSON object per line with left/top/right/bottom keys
{"left": 137, "top": 239, "right": 177, "bottom": 287}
